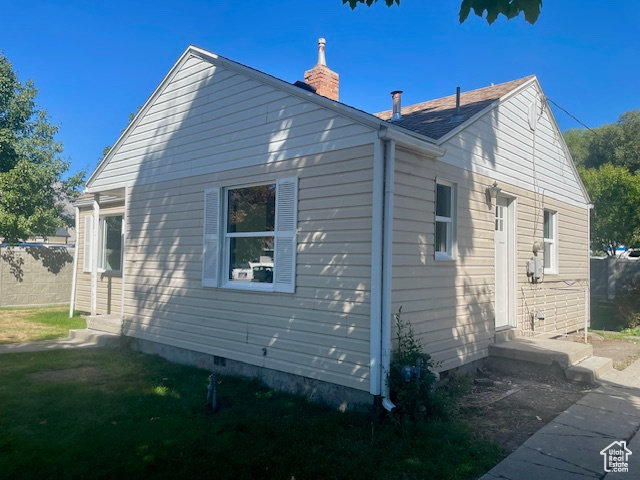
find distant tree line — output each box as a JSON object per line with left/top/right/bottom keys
{"left": 564, "top": 111, "right": 640, "bottom": 256}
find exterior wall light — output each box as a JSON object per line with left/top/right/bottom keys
{"left": 486, "top": 181, "right": 502, "bottom": 208}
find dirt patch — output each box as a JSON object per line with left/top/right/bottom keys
{"left": 30, "top": 367, "right": 100, "bottom": 382}
{"left": 462, "top": 337, "right": 640, "bottom": 454}
{"left": 590, "top": 338, "right": 640, "bottom": 370}
{"left": 460, "top": 368, "right": 593, "bottom": 453}
{"left": 558, "top": 333, "right": 640, "bottom": 370}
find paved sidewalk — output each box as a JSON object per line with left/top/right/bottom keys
{"left": 0, "top": 329, "right": 121, "bottom": 354}
{"left": 480, "top": 359, "right": 640, "bottom": 479}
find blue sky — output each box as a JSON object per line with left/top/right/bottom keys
{"left": 2, "top": 1, "right": 639, "bottom": 179}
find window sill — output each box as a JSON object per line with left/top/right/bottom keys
{"left": 544, "top": 269, "right": 558, "bottom": 276}
{"left": 435, "top": 253, "right": 456, "bottom": 262}
{"left": 220, "top": 281, "right": 275, "bottom": 293}
{"left": 99, "top": 270, "right": 122, "bottom": 277}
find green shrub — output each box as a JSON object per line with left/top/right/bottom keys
{"left": 617, "top": 285, "right": 640, "bottom": 329}
{"left": 388, "top": 308, "right": 441, "bottom": 421}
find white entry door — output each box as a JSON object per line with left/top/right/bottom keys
{"left": 494, "top": 197, "right": 511, "bottom": 329}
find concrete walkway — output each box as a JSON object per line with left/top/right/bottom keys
{"left": 481, "top": 358, "right": 640, "bottom": 479}
{"left": 0, "top": 329, "right": 121, "bottom": 354}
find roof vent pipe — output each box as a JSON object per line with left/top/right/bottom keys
{"left": 391, "top": 90, "right": 403, "bottom": 121}
{"left": 449, "top": 86, "right": 465, "bottom": 123}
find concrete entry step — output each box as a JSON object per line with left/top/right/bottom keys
{"left": 565, "top": 356, "right": 613, "bottom": 383}
{"left": 488, "top": 337, "right": 593, "bottom": 369}
{"left": 494, "top": 327, "right": 519, "bottom": 343}
{"left": 86, "top": 314, "right": 122, "bottom": 335}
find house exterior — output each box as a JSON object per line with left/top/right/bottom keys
{"left": 70, "top": 41, "right": 590, "bottom": 408}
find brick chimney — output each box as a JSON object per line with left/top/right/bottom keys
{"left": 304, "top": 38, "right": 339, "bottom": 102}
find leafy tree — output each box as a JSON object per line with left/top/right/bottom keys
{"left": 565, "top": 110, "right": 640, "bottom": 174}
{"left": 579, "top": 164, "right": 640, "bottom": 255}
{"left": 0, "top": 53, "right": 84, "bottom": 244}
{"left": 343, "top": 0, "right": 542, "bottom": 25}
{"left": 563, "top": 129, "right": 589, "bottom": 167}
{"left": 615, "top": 110, "right": 640, "bottom": 173}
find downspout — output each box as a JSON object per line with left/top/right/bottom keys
{"left": 369, "top": 138, "right": 384, "bottom": 396}
{"left": 380, "top": 138, "right": 396, "bottom": 411}
{"left": 120, "top": 187, "right": 128, "bottom": 327}
{"left": 69, "top": 206, "right": 80, "bottom": 318}
{"left": 91, "top": 194, "right": 100, "bottom": 316}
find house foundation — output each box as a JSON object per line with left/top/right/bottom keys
{"left": 126, "top": 337, "right": 374, "bottom": 412}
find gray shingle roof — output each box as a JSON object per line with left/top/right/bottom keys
{"left": 374, "top": 76, "right": 535, "bottom": 140}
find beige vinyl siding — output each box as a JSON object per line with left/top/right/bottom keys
{"left": 397, "top": 81, "right": 590, "bottom": 369}
{"left": 123, "top": 145, "right": 374, "bottom": 392}
{"left": 392, "top": 151, "right": 589, "bottom": 370}
{"left": 515, "top": 193, "right": 589, "bottom": 337}
{"left": 75, "top": 203, "right": 124, "bottom": 315}
{"left": 90, "top": 56, "right": 375, "bottom": 191}
{"left": 392, "top": 149, "right": 496, "bottom": 371}
{"left": 442, "top": 83, "right": 588, "bottom": 209}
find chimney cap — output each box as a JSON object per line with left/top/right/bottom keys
{"left": 317, "top": 38, "right": 327, "bottom": 66}
{"left": 391, "top": 90, "right": 404, "bottom": 96}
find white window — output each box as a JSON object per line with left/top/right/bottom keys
{"left": 543, "top": 210, "right": 558, "bottom": 274}
{"left": 202, "top": 178, "right": 297, "bottom": 293}
{"left": 83, "top": 215, "right": 93, "bottom": 273}
{"left": 435, "top": 180, "right": 457, "bottom": 261}
{"left": 98, "top": 215, "right": 123, "bottom": 273}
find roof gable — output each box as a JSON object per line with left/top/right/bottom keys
{"left": 86, "top": 46, "right": 444, "bottom": 191}
{"left": 374, "top": 76, "right": 535, "bottom": 141}
{"left": 437, "top": 79, "right": 590, "bottom": 206}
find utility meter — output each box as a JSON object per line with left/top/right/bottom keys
{"left": 526, "top": 256, "right": 543, "bottom": 284}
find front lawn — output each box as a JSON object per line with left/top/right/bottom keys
{"left": 0, "top": 349, "right": 502, "bottom": 479}
{"left": 0, "top": 306, "right": 85, "bottom": 344}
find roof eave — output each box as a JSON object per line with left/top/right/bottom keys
{"left": 379, "top": 126, "right": 445, "bottom": 157}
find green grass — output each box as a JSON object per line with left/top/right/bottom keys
{"left": 590, "top": 327, "right": 640, "bottom": 341}
{"left": 0, "top": 306, "right": 86, "bottom": 344}
{"left": 0, "top": 349, "right": 502, "bottom": 480}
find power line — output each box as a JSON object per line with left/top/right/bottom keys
{"left": 544, "top": 97, "right": 597, "bottom": 134}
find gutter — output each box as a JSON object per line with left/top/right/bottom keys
{"left": 379, "top": 127, "right": 445, "bottom": 158}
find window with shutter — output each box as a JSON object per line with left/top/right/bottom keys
{"left": 202, "top": 178, "right": 297, "bottom": 293}
{"left": 202, "top": 188, "right": 221, "bottom": 287}
{"left": 274, "top": 178, "right": 297, "bottom": 293}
